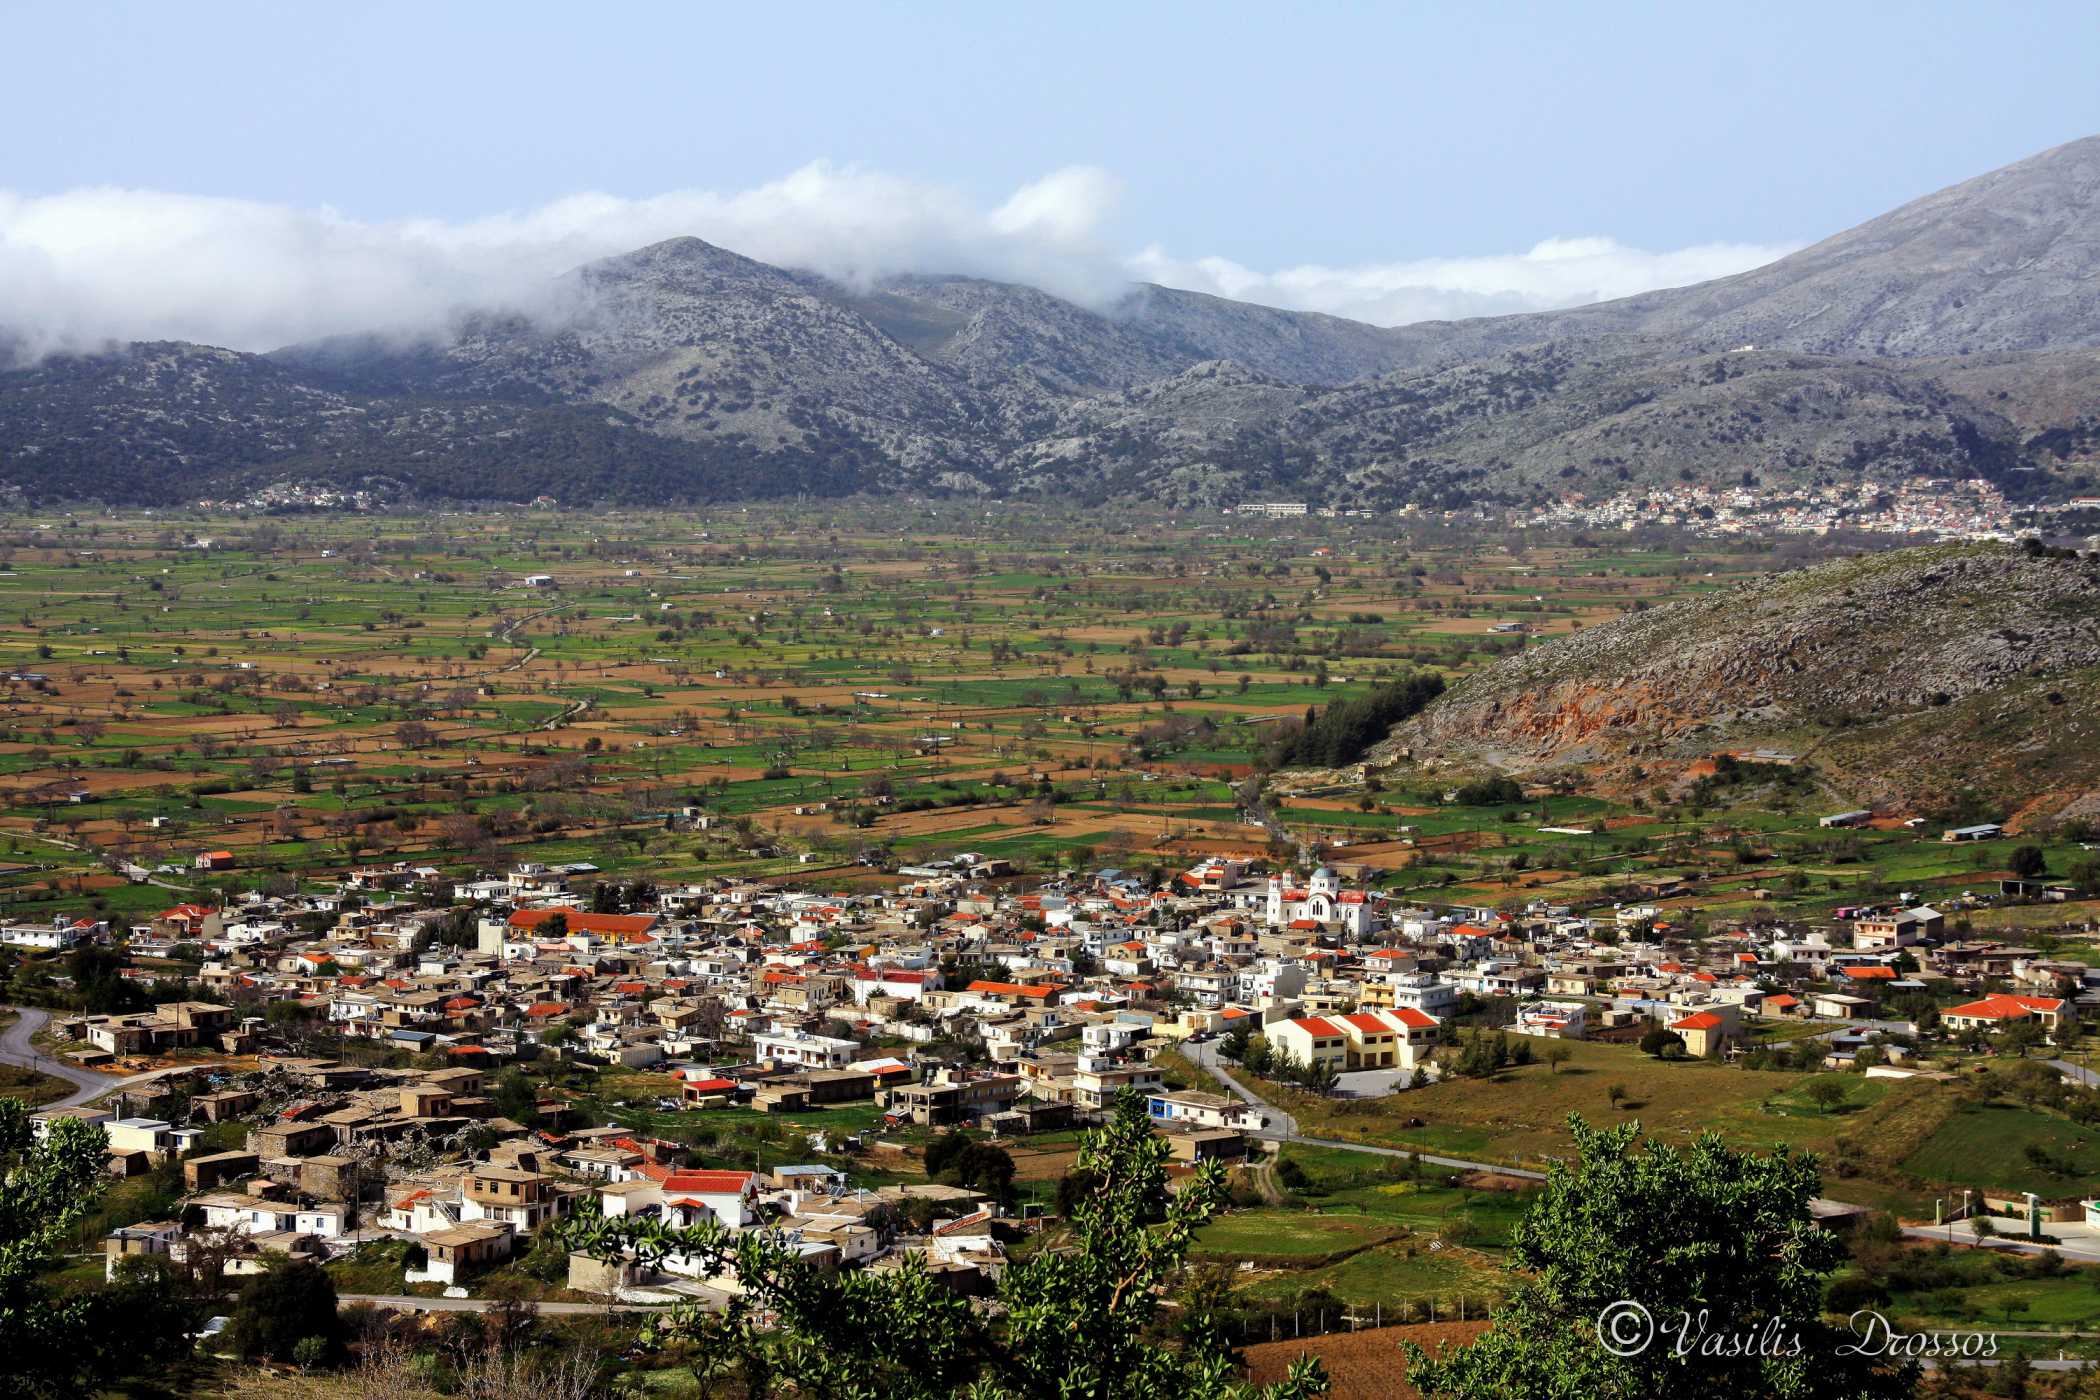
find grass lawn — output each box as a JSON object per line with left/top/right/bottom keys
{"left": 1193, "top": 1210, "right": 1401, "bottom": 1260}
{"left": 1260, "top": 1043, "right": 1979, "bottom": 1219}
{"left": 1277, "top": 1144, "right": 1535, "bottom": 1251}
{"left": 1151, "top": 1047, "right": 1204, "bottom": 1092}
{"left": 1197, "top": 1148, "right": 1533, "bottom": 1314}
{"left": 1902, "top": 1102, "right": 2100, "bottom": 1197}
{"left": 1234, "top": 1240, "right": 1508, "bottom": 1313}
{"left": 1762, "top": 1073, "right": 1891, "bottom": 1118}
{"left": 1962, "top": 900, "right": 2100, "bottom": 934}
{"left": 1857, "top": 1241, "right": 2100, "bottom": 1331}
{"left": 1892, "top": 1271, "right": 2100, "bottom": 1330}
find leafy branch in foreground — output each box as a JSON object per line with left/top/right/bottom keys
{"left": 1, "top": 1097, "right": 186, "bottom": 1398}
{"left": 1407, "top": 1113, "right": 1916, "bottom": 1400}
{"left": 559, "top": 1087, "right": 1326, "bottom": 1399}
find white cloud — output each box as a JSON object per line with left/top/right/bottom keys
{"left": 1125, "top": 236, "right": 1797, "bottom": 326}
{"left": 0, "top": 164, "right": 1131, "bottom": 359}
{"left": 0, "top": 165, "right": 1796, "bottom": 359}
{"left": 990, "top": 167, "right": 1123, "bottom": 245}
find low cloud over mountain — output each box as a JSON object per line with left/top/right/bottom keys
{"left": 0, "top": 162, "right": 1790, "bottom": 358}
{"left": 5, "top": 136, "right": 2097, "bottom": 512}
{"left": 1126, "top": 235, "right": 1798, "bottom": 328}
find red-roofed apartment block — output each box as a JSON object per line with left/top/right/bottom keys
{"left": 1269, "top": 1007, "right": 1439, "bottom": 1072}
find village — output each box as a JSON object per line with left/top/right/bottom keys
{"left": 1517, "top": 478, "right": 2035, "bottom": 542}
{"left": 13, "top": 826, "right": 2100, "bottom": 1321}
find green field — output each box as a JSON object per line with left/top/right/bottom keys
{"left": 0, "top": 507, "right": 1918, "bottom": 943}
{"left": 1233, "top": 1239, "right": 1507, "bottom": 1314}
{"left": 1193, "top": 1211, "right": 1402, "bottom": 1260}
{"left": 1902, "top": 1104, "right": 2100, "bottom": 1198}
{"left": 1271, "top": 1039, "right": 1873, "bottom": 1168}
{"left": 1196, "top": 1147, "right": 1528, "bottom": 1313}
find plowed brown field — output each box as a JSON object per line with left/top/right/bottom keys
{"left": 1242, "top": 1321, "right": 1487, "bottom": 1399}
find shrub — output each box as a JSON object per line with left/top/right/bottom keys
{"left": 230, "top": 1258, "right": 342, "bottom": 1363}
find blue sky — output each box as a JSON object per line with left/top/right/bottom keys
{"left": 4, "top": 1, "right": 2097, "bottom": 350}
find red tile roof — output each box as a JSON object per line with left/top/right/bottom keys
{"left": 508, "top": 907, "right": 659, "bottom": 936}
{"left": 1946, "top": 992, "right": 2063, "bottom": 1020}
{"left": 966, "top": 980, "right": 1059, "bottom": 998}
{"left": 662, "top": 1169, "right": 756, "bottom": 1195}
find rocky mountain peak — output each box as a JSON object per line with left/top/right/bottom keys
{"left": 7, "top": 136, "right": 2100, "bottom": 509}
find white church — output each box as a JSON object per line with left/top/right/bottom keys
{"left": 1263, "top": 867, "right": 1381, "bottom": 937}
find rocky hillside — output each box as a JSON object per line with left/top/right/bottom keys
{"left": 1008, "top": 338, "right": 2048, "bottom": 508}
{"left": 0, "top": 337, "right": 899, "bottom": 507}
{"left": 280, "top": 238, "right": 997, "bottom": 486}
{"left": 1376, "top": 542, "right": 2100, "bottom": 813}
{"left": 5, "top": 137, "right": 2100, "bottom": 507}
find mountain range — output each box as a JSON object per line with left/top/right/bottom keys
{"left": 6, "top": 136, "right": 2100, "bottom": 508}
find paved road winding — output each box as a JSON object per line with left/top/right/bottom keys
{"left": 0, "top": 1004, "right": 198, "bottom": 1109}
